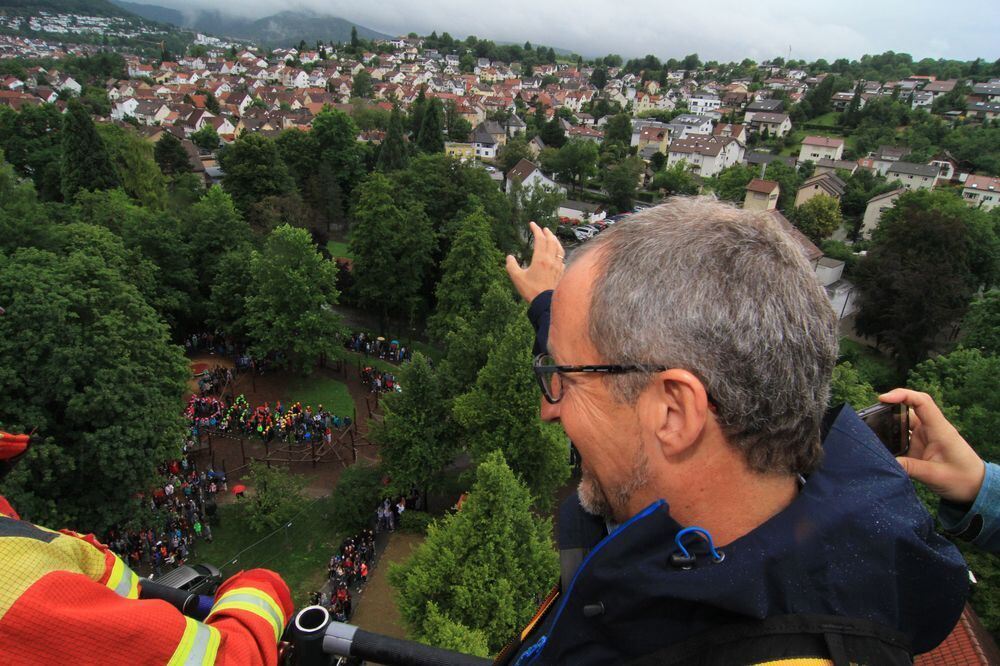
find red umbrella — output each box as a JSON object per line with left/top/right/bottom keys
{"left": 232, "top": 484, "right": 247, "bottom": 495}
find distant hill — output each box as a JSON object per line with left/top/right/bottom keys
{"left": 108, "top": 3, "right": 391, "bottom": 47}
{"left": 109, "top": 0, "right": 183, "bottom": 26}
{"left": 1, "top": 0, "right": 132, "bottom": 16}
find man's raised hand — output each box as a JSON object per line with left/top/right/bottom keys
{"left": 505, "top": 221, "right": 566, "bottom": 303}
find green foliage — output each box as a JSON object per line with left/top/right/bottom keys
{"left": 760, "top": 160, "right": 802, "bottom": 211}
{"left": 351, "top": 70, "right": 374, "bottom": 98}
{"left": 191, "top": 124, "right": 220, "bottom": 151}
{"left": 399, "top": 510, "right": 436, "bottom": 534}
{"left": 389, "top": 450, "right": 558, "bottom": 653}
{"left": 154, "top": 131, "right": 191, "bottom": 177}
{"left": 220, "top": 132, "right": 296, "bottom": 214}
{"left": 417, "top": 97, "right": 445, "bottom": 154}
{"left": 350, "top": 173, "right": 437, "bottom": 328}
{"left": 960, "top": 290, "right": 1000, "bottom": 356}
{"left": 453, "top": 316, "right": 571, "bottom": 507}
{"left": 603, "top": 113, "right": 632, "bottom": 145}
{"left": 856, "top": 190, "right": 1000, "bottom": 372}
{"left": 0, "top": 104, "right": 63, "bottom": 201}
{"left": 312, "top": 108, "right": 365, "bottom": 197}
{"left": 243, "top": 460, "right": 308, "bottom": 532}
{"left": 829, "top": 361, "right": 879, "bottom": 409}
{"left": 187, "top": 186, "right": 253, "bottom": 305}
{"left": 791, "top": 193, "right": 843, "bottom": 243}
{"left": 376, "top": 105, "right": 408, "bottom": 172}
{"left": 209, "top": 246, "right": 255, "bottom": 339}
{"left": 908, "top": 348, "right": 1000, "bottom": 463}
{"left": 245, "top": 225, "right": 344, "bottom": 373}
{"left": 497, "top": 136, "right": 532, "bottom": 175}
{"left": 651, "top": 161, "right": 699, "bottom": 195}
{"left": 603, "top": 156, "right": 645, "bottom": 212}
{"left": 509, "top": 181, "right": 564, "bottom": 249}
{"left": 711, "top": 164, "right": 756, "bottom": 202}
{"left": 371, "top": 353, "right": 458, "bottom": 496}
{"left": 427, "top": 208, "right": 504, "bottom": 341}
{"left": 60, "top": 99, "right": 118, "bottom": 201}
{"left": 330, "top": 462, "right": 384, "bottom": 533}
{"left": 0, "top": 245, "right": 188, "bottom": 533}
{"left": 538, "top": 116, "right": 566, "bottom": 148}
{"left": 542, "top": 139, "right": 599, "bottom": 192}
{"left": 96, "top": 124, "right": 168, "bottom": 209}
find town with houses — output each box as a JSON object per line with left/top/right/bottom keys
{"left": 1, "top": 8, "right": 999, "bottom": 323}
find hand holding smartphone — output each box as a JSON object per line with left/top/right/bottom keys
{"left": 858, "top": 402, "right": 910, "bottom": 456}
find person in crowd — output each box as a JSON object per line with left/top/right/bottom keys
{"left": 498, "top": 207, "right": 968, "bottom": 664}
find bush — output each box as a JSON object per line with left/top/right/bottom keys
{"left": 330, "top": 462, "right": 384, "bottom": 533}
{"left": 838, "top": 338, "right": 902, "bottom": 392}
{"left": 399, "top": 510, "right": 434, "bottom": 534}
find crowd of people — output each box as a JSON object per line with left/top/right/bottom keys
{"left": 346, "top": 332, "right": 413, "bottom": 364}
{"left": 186, "top": 394, "right": 352, "bottom": 444}
{"left": 104, "top": 443, "right": 224, "bottom": 576}
{"left": 360, "top": 366, "right": 401, "bottom": 395}
{"left": 310, "top": 529, "right": 376, "bottom": 623}
{"left": 375, "top": 496, "right": 410, "bottom": 532}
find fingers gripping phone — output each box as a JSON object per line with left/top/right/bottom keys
{"left": 857, "top": 403, "right": 910, "bottom": 456}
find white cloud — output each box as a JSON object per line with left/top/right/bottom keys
{"left": 149, "top": 0, "right": 998, "bottom": 62}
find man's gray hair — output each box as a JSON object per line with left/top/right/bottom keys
{"left": 584, "top": 197, "right": 838, "bottom": 475}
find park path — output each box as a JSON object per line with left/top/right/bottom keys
{"left": 350, "top": 532, "right": 425, "bottom": 641}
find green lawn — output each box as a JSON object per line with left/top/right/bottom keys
{"left": 327, "top": 240, "right": 355, "bottom": 260}
{"left": 195, "top": 496, "right": 342, "bottom": 605}
{"left": 811, "top": 111, "right": 841, "bottom": 127}
{"left": 287, "top": 375, "right": 354, "bottom": 417}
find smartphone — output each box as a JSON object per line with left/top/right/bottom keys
{"left": 857, "top": 402, "right": 910, "bottom": 456}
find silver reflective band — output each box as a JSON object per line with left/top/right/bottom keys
{"left": 113, "top": 564, "right": 137, "bottom": 597}
{"left": 184, "top": 622, "right": 215, "bottom": 665}
{"left": 323, "top": 621, "right": 359, "bottom": 657}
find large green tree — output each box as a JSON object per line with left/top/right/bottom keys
{"left": 371, "top": 353, "right": 457, "bottom": 500}
{"left": 960, "top": 290, "right": 1000, "bottom": 356}
{"left": 187, "top": 186, "right": 253, "bottom": 302}
{"left": 497, "top": 136, "right": 532, "bottom": 175}
{"left": 791, "top": 193, "right": 843, "bottom": 243}
{"left": 97, "top": 124, "right": 168, "bottom": 209}
{"left": 389, "top": 450, "right": 558, "bottom": 654}
{"left": 350, "top": 173, "right": 437, "bottom": 329}
{"left": 245, "top": 225, "right": 344, "bottom": 373}
{"left": 242, "top": 460, "right": 308, "bottom": 532}
{"left": 603, "top": 113, "right": 633, "bottom": 145}
{"left": 542, "top": 139, "right": 599, "bottom": 193}
{"left": 427, "top": 207, "right": 504, "bottom": 341}
{"left": 829, "top": 361, "right": 879, "bottom": 410}
{"left": 154, "top": 131, "right": 191, "bottom": 177}
{"left": 417, "top": 97, "right": 445, "bottom": 153}
{"left": 453, "top": 315, "right": 571, "bottom": 506}
{"left": 712, "top": 164, "right": 756, "bottom": 202}
{"left": 603, "top": 156, "right": 645, "bottom": 212}
{"left": 312, "top": 108, "right": 366, "bottom": 197}
{"left": 60, "top": 99, "right": 118, "bottom": 201}
{"left": 220, "top": 132, "right": 296, "bottom": 214}
{"left": 0, "top": 104, "right": 63, "bottom": 200}
{"left": 0, "top": 246, "right": 188, "bottom": 532}
{"left": 377, "top": 105, "right": 408, "bottom": 172}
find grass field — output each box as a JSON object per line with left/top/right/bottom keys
{"left": 287, "top": 375, "right": 355, "bottom": 416}
{"left": 327, "top": 240, "right": 355, "bottom": 260}
{"left": 196, "top": 496, "right": 341, "bottom": 605}
{"left": 810, "top": 111, "right": 841, "bottom": 127}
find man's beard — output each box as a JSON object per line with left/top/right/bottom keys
{"left": 578, "top": 443, "right": 649, "bottom": 522}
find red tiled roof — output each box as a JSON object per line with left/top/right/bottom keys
{"left": 802, "top": 135, "right": 845, "bottom": 148}
{"left": 746, "top": 178, "right": 778, "bottom": 194}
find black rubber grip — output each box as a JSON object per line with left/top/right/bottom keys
{"left": 139, "top": 579, "right": 204, "bottom": 617}
{"left": 351, "top": 628, "right": 493, "bottom": 666}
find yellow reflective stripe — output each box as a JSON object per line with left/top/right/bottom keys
{"left": 217, "top": 586, "right": 284, "bottom": 625}
{"left": 209, "top": 598, "right": 282, "bottom": 642}
{"left": 125, "top": 568, "right": 140, "bottom": 599}
{"left": 105, "top": 557, "right": 125, "bottom": 592}
{"left": 168, "top": 616, "right": 220, "bottom": 666}
{"left": 105, "top": 556, "right": 140, "bottom": 598}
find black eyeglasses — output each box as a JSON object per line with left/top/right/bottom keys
{"left": 533, "top": 353, "right": 667, "bottom": 404}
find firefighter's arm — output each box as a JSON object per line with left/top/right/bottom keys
{"left": 202, "top": 568, "right": 295, "bottom": 666}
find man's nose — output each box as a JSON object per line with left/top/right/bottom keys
{"left": 540, "top": 395, "right": 560, "bottom": 422}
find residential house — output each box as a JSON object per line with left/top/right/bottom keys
{"left": 885, "top": 161, "right": 939, "bottom": 190}
{"left": 746, "top": 98, "right": 783, "bottom": 113}
{"left": 870, "top": 145, "right": 908, "bottom": 176}
{"left": 962, "top": 174, "right": 1000, "bottom": 211}
{"left": 970, "top": 82, "right": 1000, "bottom": 103}
{"left": 666, "top": 114, "right": 714, "bottom": 139}
{"left": 505, "top": 158, "right": 565, "bottom": 195}
{"left": 111, "top": 97, "right": 139, "bottom": 121}
{"left": 794, "top": 173, "right": 847, "bottom": 207}
{"left": 743, "top": 179, "right": 779, "bottom": 211}
{"left": 688, "top": 91, "right": 721, "bottom": 114}
{"left": 923, "top": 79, "right": 957, "bottom": 97}
{"left": 558, "top": 199, "right": 606, "bottom": 223}
{"left": 910, "top": 90, "right": 934, "bottom": 110}
{"left": 815, "top": 158, "right": 857, "bottom": 176}
{"left": 638, "top": 125, "right": 670, "bottom": 153}
{"left": 861, "top": 188, "right": 904, "bottom": 238}
{"left": 471, "top": 122, "right": 500, "bottom": 159}
{"left": 666, "top": 136, "right": 744, "bottom": 178}
{"left": 797, "top": 136, "right": 844, "bottom": 163}
{"left": 966, "top": 101, "right": 1000, "bottom": 121}
{"left": 745, "top": 151, "right": 796, "bottom": 170}
{"left": 713, "top": 123, "right": 747, "bottom": 145}
{"left": 745, "top": 111, "right": 792, "bottom": 137}
{"left": 567, "top": 124, "right": 604, "bottom": 144}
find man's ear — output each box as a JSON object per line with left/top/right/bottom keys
{"left": 644, "top": 369, "right": 711, "bottom": 458}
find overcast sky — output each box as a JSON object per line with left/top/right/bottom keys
{"left": 153, "top": 0, "right": 998, "bottom": 63}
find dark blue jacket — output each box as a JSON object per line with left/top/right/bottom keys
{"left": 511, "top": 292, "right": 968, "bottom": 664}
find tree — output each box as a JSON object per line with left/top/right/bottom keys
{"left": 791, "top": 194, "right": 843, "bottom": 243}
{"left": 330, "top": 462, "right": 384, "bottom": 533}
{"left": 0, "top": 246, "right": 188, "bottom": 533}
{"left": 242, "top": 460, "right": 308, "bottom": 532}
{"left": 209, "top": 245, "right": 255, "bottom": 339}
{"left": 371, "top": 353, "right": 457, "bottom": 501}
{"left": 760, "top": 160, "right": 802, "bottom": 211}
{"left": 960, "top": 290, "right": 1000, "bottom": 356}
{"left": 312, "top": 108, "right": 366, "bottom": 196}
{"left": 377, "top": 105, "right": 408, "bottom": 172}
{"left": 96, "top": 124, "right": 168, "bottom": 209}
{"left": 427, "top": 207, "right": 503, "bottom": 341}
{"left": 350, "top": 174, "right": 437, "bottom": 329}
{"left": 219, "top": 133, "right": 296, "bottom": 214}
{"left": 543, "top": 139, "right": 599, "bottom": 193}
{"left": 187, "top": 186, "right": 253, "bottom": 299}
{"left": 854, "top": 191, "right": 984, "bottom": 373}
{"left": 603, "top": 156, "right": 645, "bottom": 212}
{"left": 388, "top": 450, "right": 558, "bottom": 653}
{"left": 350, "top": 26, "right": 359, "bottom": 49}
{"left": 509, "top": 181, "right": 563, "bottom": 243}
{"left": 497, "top": 136, "right": 532, "bottom": 175}
{"left": 410, "top": 87, "right": 427, "bottom": 137}
{"left": 0, "top": 103, "right": 63, "bottom": 201}
{"left": 417, "top": 97, "right": 445, "bottom": 153}
{"left": 60, "top": 99, "right": 118, "bottom": 201}
{"left": 190, "top": 124, "right": 220, "bottom": 151}
{"left": 245, "top": 225, "right": 344, "bottom": 373}
{"left": 712, "top": 164, "right": 756, "bottom": 202}
{"left": 590, "top": 66, "right": 608, "bottom": 90}
{"left": 453, "top": 316, "right": 571, "bottom": 506}
{"left": 538, "top": 116, "right": 566, "bottom": 148}
{"left": 154, "top": 131, "right": 191, "bottom": 177}
{"left": 352, "top": 70, "right": 373, "bottom": 98}
{"left": 444, "top": 100, "right": 472, "bottom": 142}
{"left": 603, "top": 113, "right": 632, "bottom": 145}
{"left": 829, "top": 361, "right": 879, "bottom": 410}
{"left": 652, "top": 161, "right": 699, "bottom": 195}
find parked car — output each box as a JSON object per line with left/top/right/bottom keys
{"left": 573, "top": 226, "right": 597, "bottom": 241}
{"left": 151, "top": 563, "right": 223, "bottom": 595}
{"left": 556, "top": 224, "right": 577, "bottom": 241}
